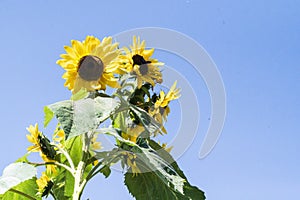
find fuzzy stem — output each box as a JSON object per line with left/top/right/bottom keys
{"left": 27, "top": 161, "right": 75, "bottom": 175}
{"left": 54, "top": 143, "right": 76, "bottom": 171}
{"left": 72, "top": 132, "right": 92, "bottom": 200}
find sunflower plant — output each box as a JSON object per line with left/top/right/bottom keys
{"left": 0, "top": 36, "right": 206, "bottom": 200}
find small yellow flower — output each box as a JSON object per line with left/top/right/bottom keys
{"left": 57, "top": 36, "right": 123, "bottom": 93}
{"left": 26, "top": 124, "right": 42, "bottom": 152}
{"left": 149, "top": 81, "right": 181, "bottom": 135}
{"left": 154, "top": 81, "right": 181, "bottom": 109}
{"left": 26, "top": 124, "right": 57, "bottom": 174}
{"left": 36, "top": 172, "right": 53, "bottom": 196}
{"left": 112, "top": 36, "right": 163, "bottom": 88}
{"left": 53, "top": 126, "right": 65, "bottom": 143}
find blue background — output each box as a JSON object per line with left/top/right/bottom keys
{"left": 0, "top": 0, "right": 299, "bottom": 199}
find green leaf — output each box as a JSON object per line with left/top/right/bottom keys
{"left": 64, "top": 170, "right": 74, "bottom": 197}
{"left": 116, "top": 74, "right": 138, "bottom": 101}
{"left": 45, "top": 100, "right": 73, "bottom": 138}
{"left": 93, "top": 148, "right": 125, "bottom": 178}
{"left": 148, "top": 140, "right": 206, "bottom": 200}
{"left": 96, "top": 127, "right": 136, "bottom": 147}
{"left": 66, "top": 135, "right": 83, "bottom": 166}
{"left": 112, "top": 110, "right": 129, "bottom": 133}
{"left": 15, "top": 153, "right": 30, "bottom": 163}
{"left": 0, "top": 178, "right": 41, "bottom": 200}
{"left": 125, "top": 171, "right": 186, "bottom": 200}
{"left": 51, "top": 166, "right": 71, "bottom": 200}
{"left": 130, "top": 105, "right": 161, "bottom": 134}
{"left": 99, "top": 166, "right": 111, "bottom": 178}
{"left": 130, "top": 145, "right": 186, "bottom": 195}
{"left": 98, "top": 128, "right": 187, "bottom": 198}
{"left": 46, "top": 96, "right": 120, "bottom": 139}
{"left": 43, "top": 106, "right": 54, "bottom": 128}
{"left": 0, "top": 163, "right": 37, "bottom": 195}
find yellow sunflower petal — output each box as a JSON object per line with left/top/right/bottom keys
{"left": 57, "top": 36, "right": 121, "bottom": 92}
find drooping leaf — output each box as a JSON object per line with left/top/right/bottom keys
{"left": 0, "top": 163, "right": 37, "bottom": 195}
{"left": 124, "top": 171, "right": 186, "bottom": 200}
{"left": 45, "top": 96, "right": 120, "bottom": 139}
{"left": 123, "top": 145, "right": 187, "bottom": 200}
{"left": 0, "top": 178, "right": 41, "bottom": 200}
{"left": 98, "top": 127, "right": 186, "bottom": 197}
{"left": 148, "top": 140, "right": 206, "bottom": 200}
{"left": 130, "top": 145, "right": 186, "bottom": 195}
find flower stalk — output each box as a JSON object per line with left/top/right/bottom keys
{"left": 72, "top": 132, "right": 92, "bottom": 200}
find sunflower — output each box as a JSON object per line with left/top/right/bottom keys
{"left": 26, "top": 124, "right": 57, "bottom": 174}
{"left": 26, "top": 124, "right": 42, "bottom": 152}
{"left": 36, "top": 172, "right": 53, "bottom": 197}
{"left": 112, "top": 36, "right": 163, "bottom": 88}
{"left": 57, "top": 36, "right": 122, "bottom": 93}
{"left": 149, "top": 81, "right": 181, "bottom": 134}
{"left": 53, "top": 125, "right": 65, "bottom": 143}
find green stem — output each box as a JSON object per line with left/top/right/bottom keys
{"left": 54, "top": 143, "right": 76, "bottom": 171}
{"left": 8, "top": 188, "right": 36, "bottom": 200}
{"left": 72, "top": 132, "right": 92, "bottom": 200}
{"left": 27, "top": 161, "right": 75, "bottom": 176}
{"left": 85, "top": 160, "right": 103, "bottom": 181}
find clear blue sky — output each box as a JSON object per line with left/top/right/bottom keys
{"left": 0, "top": 0, "right": 299, "bottom": 199}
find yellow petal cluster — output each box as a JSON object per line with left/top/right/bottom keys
{"left": 57, "top": 36, "right": 122, "bottom": 93}
{"left": 112, "top": 36, "right": 163, "bottom": 88}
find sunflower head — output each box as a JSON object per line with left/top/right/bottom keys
{"left": 26, "top": 124, "right": 42, "bottom": 152}
{"left": 149, "top": 81, "right": 181, "bottom": 135}
{"left": 57, "top": 36, "right": 122, "bottom": 93}
{"left": 36, "top": 172, "right": 54, "bottom": 197}
{"left": 155, "top": 81, "right": 181, "bottom": 108}
{"left": 112, "top": 36, "right": 163, "bottom": 88}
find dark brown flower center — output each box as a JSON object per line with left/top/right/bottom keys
{"left": 78, "top": 55, "right": 104, "bottom": 81}
{"left": 132, "top": 54, "right": 151, "bottom": 76}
